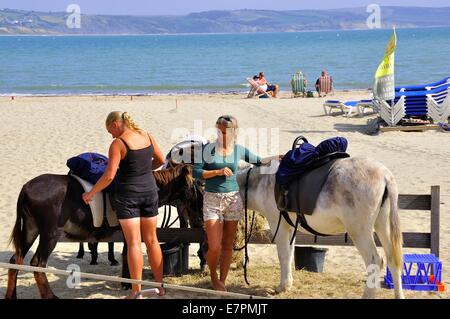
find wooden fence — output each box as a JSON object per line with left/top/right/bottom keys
{"left": 61, "top": 186, "right": 440, "bottom": 257}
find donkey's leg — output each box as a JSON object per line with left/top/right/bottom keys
{"left": 88, "top": 242, "right": 98, "bottom": 265}
{"left": 121, "top": 243, "right": 131, "bottom": 290}
{"left": 198, "top": 240, "right": 208, "bottom": 273}
{"left": 266, "top": 212, "right": 295, "bottom": 293}
{"left": 347, "top": 227, "right": 383, "bottom": 299}
{"left": 30, "top": 234, "right": 59, "bottom": 299}
{"left": 76, "top": 243, "right": 85, "bottom": 259}
{"left": 5, "top": 217, "right": 39, "bottom": 299}
{"left": 108, "top": 242, "right": 119, "bottom": 266}
{"left": 375, "top": 205, "right": 405, "bottom": 299}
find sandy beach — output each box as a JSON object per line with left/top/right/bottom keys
{"left": 0, "top": 91, "right": 448, "bottom": 299}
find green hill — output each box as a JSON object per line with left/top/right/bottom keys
{"left": 1, "top": 7, "right": 449, "bottom": 35}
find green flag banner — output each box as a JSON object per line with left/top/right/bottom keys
{"left": 373, "top": 29, "right": 397, "bottom": 100}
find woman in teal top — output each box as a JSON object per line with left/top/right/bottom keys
{"left": 193, "top": 115, "right": 272, "bottom": 291}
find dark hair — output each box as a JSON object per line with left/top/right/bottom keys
{"left": 253, "top": 75, "right": 259, "bottom": 80}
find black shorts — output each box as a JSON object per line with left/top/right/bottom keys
{"left": 114, "top": 192, "right": 159, "bottom": 219}
{"left": 267, "top": 84, "right": 277, "bottom": 92}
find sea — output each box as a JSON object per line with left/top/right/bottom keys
{"left": 0, "top": 27, "right": 449, "bottom": 96}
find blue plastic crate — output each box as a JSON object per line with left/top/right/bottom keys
{"left": 385, "top": 254, "right": 444, "bottom": 291}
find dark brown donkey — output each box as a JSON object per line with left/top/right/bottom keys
{"left": 5, "top": 164, "right": 200, "bottom": 299}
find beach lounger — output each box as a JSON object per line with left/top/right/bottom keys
{"left": 291, "top": 71, "right": 307, "bottom": 97}
{"left": 396, "top": 76, "right": 450, "bottom": 92}
{"left": 376, "top": 77, "right": 450, "bottom": 127}
{"left": 246, "top": 78, "right": 271, "bottom": 98}
{"left": 323, "top": 100, "right": 373, "bottom": 117}
{"left": 375, "top": 96, "right": 406, "bottom": 127}
{"left": 356, "top": 99, "right": 375, "bottom": 115}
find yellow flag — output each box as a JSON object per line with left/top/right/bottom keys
{"left": 373, "top": 29, "right": 397, "bottom": 100}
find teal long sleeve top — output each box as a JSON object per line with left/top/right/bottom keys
{"left": 193, "top": 143, "right": 262, "bottom": 193}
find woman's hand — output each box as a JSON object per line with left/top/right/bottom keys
{"left": 261, "top": 154, "right": 284, "bottom": 165}
{"left": 219, "top": 167, "right": 233, "bottom": 177}
{"left": 82, "top": 191, "right": 94, "bottom": 205}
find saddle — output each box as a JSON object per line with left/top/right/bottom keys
{"left": 70, "top": 174, "right": 119, "bottom": 227}
{"left": 274, "top": 136, "right": 350, "bottom": 216}
{"left": 275, "top": 154, "right": 348, "bottom": 215}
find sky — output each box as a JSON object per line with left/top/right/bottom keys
{"left": 1, "top": 0, "right": 449, "bottom": 15}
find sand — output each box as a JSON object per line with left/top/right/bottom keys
{"left": 0, "top": 91, "right": 448, "bottom": 299}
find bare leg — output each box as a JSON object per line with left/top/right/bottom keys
{"left": 140, "top": 216, "right": 165, "bottom": 296}
{"left": 204, "top": 219, "right": 225, "bottom": 291}
{"left": 273, "top": 85, "right": 280, "bottom": 98}
{"left": 219, "top": 221, "right": 238, "bottom": 290}
{"left": 119, "top": 218, "right": 143, "bottom": 297}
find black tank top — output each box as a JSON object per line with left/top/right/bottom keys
{"left": 116, "top": 135, "right": 158, "bottom": 195}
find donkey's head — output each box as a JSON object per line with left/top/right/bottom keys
{"left": 153, "top": 163, "right": 196, "bottom": 206}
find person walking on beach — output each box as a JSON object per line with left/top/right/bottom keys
{"left": 193, "top": 115, "right": 278, "bottom": 291}
{"left": 82, "top": 111, "right": 166, "bottom": 298}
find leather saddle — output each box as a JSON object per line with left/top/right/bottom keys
{"left": 275, "top": 147, "right": 349, "bottom": 216}
{"left": 70, "top": 174, "right": 119, "bottom": 227}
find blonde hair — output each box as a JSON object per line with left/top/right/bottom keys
{"left": 105, "top": 111, "right": 143, "bottom": 133}
{"left": 216, "top": 115, "right": 238, "bottom": 147}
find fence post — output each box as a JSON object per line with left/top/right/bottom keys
{"left": 430, "top": 186, "right": 440, "bottom": 257}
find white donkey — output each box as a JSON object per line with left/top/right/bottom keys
{"left": 236, "top": 157, "right": 405, "bottom": 299}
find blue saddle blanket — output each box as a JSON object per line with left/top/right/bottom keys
{"left": 67, "top": 152, "right": 116, "bottom": 193}
{"left": 276, "top": 136, "right": 348, "bottom": 188}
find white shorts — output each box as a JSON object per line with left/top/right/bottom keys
{"left": 203, "top": 191, "right": 243, "bottom": 222}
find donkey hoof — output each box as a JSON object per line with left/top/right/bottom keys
{"left": 110, "top": 260, "right": 119, "bottom": 266}
{"left": 121, "top": 283, "right": 132, "bottom": 290}
{"left": 275, "top": 284, "right": 290, "bottom": 294}
{"left": 76, "top": 254, "right": 84, "bottom": 259}
{"left": 90, "top": 261, "right": 98, "bottom": 265}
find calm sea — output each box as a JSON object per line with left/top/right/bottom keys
{"left": 1, "top": 27, "right": 449, "bottom": 95}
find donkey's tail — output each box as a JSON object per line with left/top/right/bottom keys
{"left": 384, "top": 176, "right": 403, "bottom": 270}
{"left": 8, "top": 187, "right": 27, "bottom": 259}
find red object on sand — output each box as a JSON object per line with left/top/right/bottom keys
{"left": 11, "top": 96, "right": 15, "bottom": 100}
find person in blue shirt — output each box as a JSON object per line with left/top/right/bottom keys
{"left": 193, "top": 115, "right": 278, "bottom": 291}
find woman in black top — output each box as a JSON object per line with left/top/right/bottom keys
{"left": 82, "top": 111, "right": 166, "bottom": 298}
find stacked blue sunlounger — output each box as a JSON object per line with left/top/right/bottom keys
{"left": 392, "top": 77, "right": 450, "bottom": 117}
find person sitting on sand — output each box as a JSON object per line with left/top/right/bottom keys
{"left": 82, "top": 111, "right": 166, "bottom": 299}
{"left": 258, "top": 72, "right": 279, "bottom": 98}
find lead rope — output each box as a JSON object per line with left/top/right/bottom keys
{"left": 232, "top": 167, "right": 254, "bottom": 285}
{"left": 243, "top": 167, "right": 253, "bottom": 285}
{"left": 271, "top": 213, "right": 283, "bottom": 243}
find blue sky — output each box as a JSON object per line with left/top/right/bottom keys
{"left": 2, "top": 0, "right": 449, "bottom": 15}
